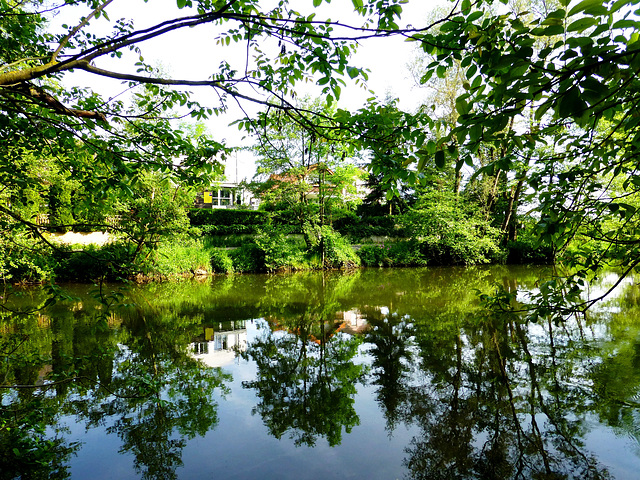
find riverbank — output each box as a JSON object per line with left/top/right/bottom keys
{"left": 3, "top": 229, "right": 555, "bottom": 285}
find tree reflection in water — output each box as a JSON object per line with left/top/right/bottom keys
{"left": 363, "top": 305, "right": 416, "bottom": 433}
{"left": 0, "top": 298, "right": 230, "bottom": 480}
{"left": 240, "top": 275, "right": 367, "bottom": 447}
{"left": 2, "top": 269, "right": 640, "bottom": 479}
{"left": 398, "top": 293, "right": 614, "bottom": 480}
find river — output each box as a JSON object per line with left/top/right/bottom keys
{"left": 2, "top": 266, "right": 639, "bottom": 479}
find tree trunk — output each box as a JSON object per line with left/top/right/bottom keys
{"left": 453, "top": 167, "right": 462, "bottom": 195}
{"left": 501, "top": 175, "right": 525, "bottom": 242}
{"left": 485, "top": 168, "right": 502, "bottom": 222}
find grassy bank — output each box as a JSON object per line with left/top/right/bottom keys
{"left": 1, "top": 225, "right": 554, "bottom": 284}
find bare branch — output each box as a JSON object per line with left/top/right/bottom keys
{"left": 51, "top": 0, "right": 117, "bottom": 62}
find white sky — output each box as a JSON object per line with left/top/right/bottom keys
{"left": 50, "top": 0, "right": 444, "bottom": 180}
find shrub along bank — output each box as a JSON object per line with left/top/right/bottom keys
{"left": 2, "top": 215, "right": 553, "bottom": 284}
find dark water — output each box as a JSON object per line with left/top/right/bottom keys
{"left": 2, "top": 266, "right": 640, "bottom": 479}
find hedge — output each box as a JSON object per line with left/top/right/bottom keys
{"left": 188, "top": 209, "right": 269, "bottom": 234}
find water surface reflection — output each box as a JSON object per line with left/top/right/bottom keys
{"left": 1, "top": 266, "right": 640, "bottom": 479}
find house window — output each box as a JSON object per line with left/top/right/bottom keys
{"left": 202, "top": 188, "right": 237, "bottom": 207}
{"left": 220, "top": 189, "right": 231, "bottom": 206}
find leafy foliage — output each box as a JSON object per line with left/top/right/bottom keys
{"left": 209, "top": 249, "right": 234, "bottom": 274}
{"left": 0, "top": 0, "right": 417, "bottom": 280}
{"left": 407, "top": 0, "right": 640, "bottom": 285}
{"left": 398, "top": 189, "right": 502, "bottom": 265}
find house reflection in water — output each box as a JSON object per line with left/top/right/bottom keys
{"left": 267, "top": 309, "right": 371, "bottom": 344}
{"left": 191, "top": 320, "right": 248, "bottom": 368}
{"left": 190, "top": 311, "right": 370, "bottom": 367}
{"left": 336, "top": 309, "right": 369, "bottom": 336}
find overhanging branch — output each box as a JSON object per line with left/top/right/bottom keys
{"left": 10, "top": 82, "right": 107, "bottom": 122}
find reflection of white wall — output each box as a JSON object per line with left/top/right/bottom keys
{"left": 342, "top": 309, "right": 364, "bottom": 327}
{"left": 337, "top": 309, "right": 369, "bottom": 335}
{"left": 191, "top": 331, "right": 247, "bottom": 368}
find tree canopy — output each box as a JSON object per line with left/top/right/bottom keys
{"left": 0, "top": 0, "right": 432, "bottom": 280}
{"left": 404, "top": 0, "right": 640, "bottom": 314}
{"left": 4, "top": 0, "right": 640, "bottom": 312}
{"left": 0, "top": 0, "right": 421, "bottom": 229}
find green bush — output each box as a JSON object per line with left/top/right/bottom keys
{"left": 150, "top": 237, "right": 211, "bottom": 276}
{"left": 230, "top": 243, "right": 265, "bottom": 273}
{"left": 55, "top": 236, "right": 213, "bottom": 281}
{"left": 188, "top": 209, "right": 268, "bottom": 235}
{"left": 398, "top": 190, "right": 502, "bottom": 265}
{"left": 357, "top": 237, "right": 502, "bottom": 268}
{"left": 335, "top": 215, "right": 399, "bottom": 240}
{"left": 54, "top": 242, "right": 138, "bottom": 282}
{"left": 315, "top": 226, "right": 360, "bottom": 268}
{"left": 253, "top": 227, "right": 307, "bottom": 272}
{"left": 356, "top": 244, "right": 388, "bottom": 267}
{"left": 1, "top": 231, "right": 57, "bottom": 283}
{"left": 210, "top": 249, "right": 234, "bottom": 273}
{"left": 506, "top": 237, "right": 555, "bottom": 264}
{"left": 417, "top": 231, "right": 502, "bottom": 266}
{"left": 331, "top": 209, "right": 359, "bottom": 231}
{"left": 387, "top": 240, "right": 428, "bottom": 267}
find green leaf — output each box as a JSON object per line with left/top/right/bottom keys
{"left": 313, "top": 0, "right": 322, "bottom": 6}
{"left": 177, "top": 0, "right": 187, "bottom": 8}
{"left": 417, "top": 152, "right": 427, "bottom": 171}
{"left": 435, "top": 150, "right": 445, "bottom": 169}
{"left": 542, "top": 17, "right": 563, "bottom": 26}
{"left": 531, "top": 25, "right": 565, "bottom": 36}
{"left": 567, "top": 17, "right": 598, "bottom": 32}
{"left": 613, "top": 19, "right": 640, "bottom": 29}
{"left": 559, "top": 87, "right": 590, "bottom": 125}
{"left": 420, "top": 71, "right": 434, "bottom": 84}
{"left": 547, "top": 9, "right": 567, "bottom": 18}
{"left": 465, "top": 64, "right": 477, "bottom": 79}
{"left": 469, "top": 123, "right": 483, "bottom": 142}
{"left": 535, "top": 101, "right": 552, "bottom": 121}
{"left": 346, "top": 66, "right": 359, "bottom": 79}
{"left": 568, "top": 0, "right": 604, "bottom": 17}
{"left": 611, "top": 0, "right": 638, "bottom": 13}
{"left": 455, "top": 97, "right": 471, "bottom": 116}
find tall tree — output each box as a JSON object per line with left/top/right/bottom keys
{"left": 1, "top": 0, "right": 439, "bottom": 278}
{"left": 393, "top": 0, "right": 640, "bottom": 314}
{"left": 252, "top": 97, "right": 365, "bottom": 247}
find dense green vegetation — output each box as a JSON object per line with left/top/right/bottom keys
{"left": 0, "top": 0, "right": 638, "bottom": 313}
{"left": 3, "top": 0, "right": 640, "bottom": 475}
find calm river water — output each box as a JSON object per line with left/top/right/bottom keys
{"left": 2, "top": 266, "right": 640, "bottom": 479}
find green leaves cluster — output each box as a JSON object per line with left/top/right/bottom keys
{"left": 2, "top": 0, "right": 413, "bottom": 280}
{"left": 389, "top": 0, "right": 640, "bottom": 309}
